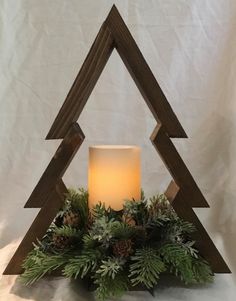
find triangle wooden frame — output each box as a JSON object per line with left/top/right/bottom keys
{"left": 4, "top": 5, "right": 230, "bottom": 275}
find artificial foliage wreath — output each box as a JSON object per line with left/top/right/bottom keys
{"left": 21, "top": 188, "right": 214, "bottom": 300}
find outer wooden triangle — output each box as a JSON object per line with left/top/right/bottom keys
{"left": 4, "top": 5, "right": 230, "bottom": 275}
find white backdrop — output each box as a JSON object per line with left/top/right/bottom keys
{"left": 0, "top": 0, "right": 236, "bottom": 300}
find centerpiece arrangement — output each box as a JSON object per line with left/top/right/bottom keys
{"left": 21, "top": 188, "right": 213, "bottom": 300}
{"left": 4, "top": 6, "right": 230, "bottom": 301}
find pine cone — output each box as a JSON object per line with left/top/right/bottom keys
{"left": 63, "top": 211, "right": 80, "bottom": 227}
{"left": 113, "top": 239, "right": 133, "bottom": 258}
{"left": 122, "top": 214, "right": 136, "bottom": 226}
{"left": 52, "top": 233, "right": 72, "bottom": 249}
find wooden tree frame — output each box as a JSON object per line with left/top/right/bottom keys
{"left": 4, "top": 5, "right": 230, "bottom": 275}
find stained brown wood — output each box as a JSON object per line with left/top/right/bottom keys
{"left": 151, "top": 123, "right": 209, "bottom": 208}
{"left": 46, "top": 24, "right": 114, "bottom": 139}
{"left": 105, "top": 6, "right": 187, "bottom": 138}
{"left": 46, "top": 5, "right": 186, "bottom": 140}
{"left": 4, "top": 4, "right": 230, "bottom": 275}
{"left": 3, "top": 180, "right": 68, "bottom": 275}
{"left": 25, "top": 122, "right": 84, "bottom": 208}
{"left": 164, "top": 180, "right": 179, "bottom": 202}
{"left": 165, "top": 181, "right": 230, "bottom": 273}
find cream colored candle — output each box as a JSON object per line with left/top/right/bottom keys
{"left": 88, "top": 145, "right": 141, "bottom": 210}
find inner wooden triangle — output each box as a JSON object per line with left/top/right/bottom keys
{"left": 4, "top": 5, "right": 230, "bottom": 275}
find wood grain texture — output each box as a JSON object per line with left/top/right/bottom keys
{"left": 4, "top": 5, "right": 230, "bottom": 275}
{"left": 46, "top": 5, "right": 186, "bottom": 140}
{"left": 151, "top": 123, "right": 209, "bottom": 208}
{"left": 3, "top": 180, "right": 68, "bottom": 275}
{"left": 165, "top": 181, "right": 230, "bottom": 273}
{"left": 105, "top": 5, "right": 187, "bottom": 138}
{"left": 46, "top": 24, "right": 114, "bottom": 139}
{"left": 25, "top": 123, "right": 84, "bottom": 208}
{"left": 164, "top": 180, "right": 180, "bottom": 202}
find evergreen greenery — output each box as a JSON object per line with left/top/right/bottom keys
{"left": 94, "top": 273, "right": 129, "bottom": 301}
{"left": 96, "top": 257, "right": 124, "bottom": 279}
{"left": 54, "top": 225, "right": 81, "bottom": 237}
{"left": 20, "top": 188, "right": 214, "bottom": 300}
{"left": 129, "top": 248, "right": 166, "bottom": 288}
{"left": 63, "top": 249, "right": 101, "bottom": 279}
{"left": 21, "top": 247, "right": 69, "bottom": 285}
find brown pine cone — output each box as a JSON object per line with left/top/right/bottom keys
{"left": 63, "top": 211, "right": 80, "bottom": 227}
{"left": 52, "top": 233, "right": 72, "bottom": 249}
{"left": 113, "top": 239, "right": 133, "bottom": 258}
{"left": 122, "top": 214, "right": 136, "bottom": 226}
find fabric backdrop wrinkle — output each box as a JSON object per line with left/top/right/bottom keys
{"left": 0, "top": 0, "right": 236, "bottom": 300}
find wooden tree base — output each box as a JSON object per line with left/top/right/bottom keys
{"left": 3, "top": 5, "right": 230, "bottom": 275}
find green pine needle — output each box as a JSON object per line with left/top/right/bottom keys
{"left": 20, "top": 187, "right": 215, "bottom": 298}
{"left": 129, "top": 247, "right": 166, "bottom": 288}
{"left": 54, "top": 225, "right": 81, "bottom": 238}
{"left": 92, "top": 202, "right": 107, "bottom": 219}
{"left": 63, "top": 249, "right": 101, "bottom": 279}
{"left": 94, "top": 273, "right": 128, "bottom": 301}
{"left": 89, "top": 216, "right": 120, "bottom": 247}
{"left": 111, "top": 222, "right": 136, "bottom": 239}
{"left": 158, "top": 243, "right": 213, "bottom": 284}
{"left": 96, "top": 257, "right": 124, "bottom": 279}
{"left": 21, "top": 249, "right": 69, "bottom": 285}
{"left": 83, "top": 233, "right": 96, "bottom": 249}
{"left": 191, "top": 257, "right": 214, "bottom": 283}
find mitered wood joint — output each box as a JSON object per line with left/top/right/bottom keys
{"left": 4, "top": 4, "right": 230, "bottom": 275}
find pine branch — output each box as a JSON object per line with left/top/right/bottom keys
{"left": 89, "top": 216, "right": 120, "bottom": 248}
{"left": 181, "top": 241, "right": 199, "bottom": 258}
{"left": 63, "top": 249, "right": 101, "bottom": 279}
{"left": 20, "top": 187, "right": 215, "bottom": 294}
{"left": 21, "top": 248, "right": 69, "bottom": 285}
{"left": 94, "top": 273, "right": 129, "bottom": 301}
{"left": 129, "top": 247, "right": 166, "bottom": 288}
{"left": 96, "top": 257, "right": 124, "bottom": 279}
{"left": 158, "top": 243, "right": 195, "bottom": 284}
{"left": 176, "top": 219, "right": 196, "bottom": 234}
{"left": 191, "top": 257, "right": 214, "bottom": 283}
{"left": 54, "top": 225, "right": 81, "bottom": 237}
{"left": 111, "top": 222, "right": 136, "bottom": 239}
{"left": 123, "top": 200, "right": 149, "bottom": 225}
{"left": 83, "top": 233, "right": 96, "bottom": 249}
{"left": 92, "top": 202, "right": 107, "bottom": 219}
{"left": 160, "top": 218, "right": 196, "bottom": 244}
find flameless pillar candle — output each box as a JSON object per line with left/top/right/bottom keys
{"left": 88, "top": 145, "right": 141, "bottom": 210}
